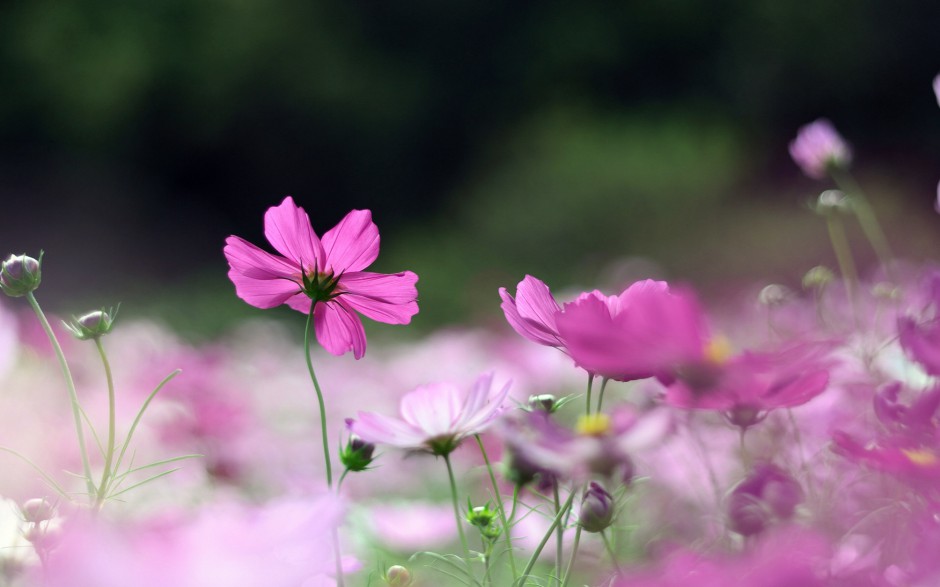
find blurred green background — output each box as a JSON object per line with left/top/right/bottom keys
{"left": 1, "top": 0, "right": 939, "bottom": 338}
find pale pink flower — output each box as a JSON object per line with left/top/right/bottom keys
{"left": 352, "top": 373, "right": 511, "bottom": 456}
{"left": 789, "top": 119, "right": 852, "bottom": 179}
{"left": 499, "top": 275, "right": 564, "bottom": 348}
{"left": 224, "top": 196, "right": 418, "bottom": 358}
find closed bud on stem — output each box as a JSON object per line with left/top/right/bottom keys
{"left": 340, "top": 419, "right": 376, "bottom": 472}
{"left": 20, "top": 498, "right": 56, "bottom": 524}
{"left": 466, "top": 502, "right": 502, "bottom": 542}
{"left": 385, "top": 565, "right": 413, "bottom": 587}
{"left": 528, "top": 394, "right": 556, "bottom": 412}
{"left": 814, "top": 190, "right": 853, "bottom": 216}
{"left": 64, "top": 307, "right": 118, "bottom": 340}
{"left": 758, "top": 284, "right": 791, "bottom": 307}
{"left": 579, "top": 481, "right": 615, "bottom": 533}
{"left": 802, "top": 266, "right": 835, "bottom": 290}
{"left": 0, "top": 253, "right": 42, "bottom": 297}
{"left": 728, "top": 463, "right": 804, "bottom": 536}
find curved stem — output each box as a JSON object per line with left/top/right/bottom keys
{"left": 825, "top": 214, "right": 859, "bottom": 322}
{"left": 303, "top": 303, "right": 333, "bottom": 489}
{"left": 337, "top": 468, "right": 350, "bottom": 491}
{"left": 444, "top": 453, "right": 471, "bottom": 559}
{"left": 26, "top": 292, "right": 94, "bottom": 498}
{"left": 516, "top": 492, "right": 575, "bottom": 587}
{"left": 475, "top": 434, "right": 518, "bottom": 579}
{"left": 831, "top": 169, "right": 895, "bottom": 279}
{"left": 560, "top": 525, "right": 582, "bottom": 587}
{"left": 600, "top": 530, "right": 622, "bottom": 575}
{"left": 585, "top": 374, "right": 594, "bottom": 415}
{"left": 93, "top": 337, "right": 116, "bottom": 510}
{"left": 596, "top": 378, "right": 610, "bottom": 413}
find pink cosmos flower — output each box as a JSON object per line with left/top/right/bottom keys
{"left": 555, "top": 281, "right": 709, "bottom": 382}
{"left": 664, "top": 342, "right": 833, "bottom": 429}
{"left": 898, "top": 271, "right": 940, "bottom": 376}
{"left": 789, "top": 118, "right": 852, "bottom": 179}
{"left": 351, "top": 373, "right": 511, "bottom": 456}
{"left": 500, "top": 276, "right": 710, "bottom": 383}
{"left": 224, "top": 196, "right": 419, "bottom": 359}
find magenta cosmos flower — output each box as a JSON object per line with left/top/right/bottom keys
{"left": 351, "top": 373, "right": 510, "bottom": 456}
{"left": 789, "top": 118, "right": 852, "bottom": 179}
{"left": 500, "top": 276, "right": 709, "bottom": 382}
{"left": 224, "top": 196, "right": 419, "bottom": 359}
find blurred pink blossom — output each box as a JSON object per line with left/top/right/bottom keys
{"left": 224, "top": 196, "right": 418, "bottom": 358}
{"left": 789, "top": 119, "right": 852, "bottom": 179}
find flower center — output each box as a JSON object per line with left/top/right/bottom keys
{"left": 300, "top": 270, "right": 341, "bottom": 303}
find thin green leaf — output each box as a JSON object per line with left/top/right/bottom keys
{"left": 0, "top": 446, "right": 70, "bottom": 501}
{"left": 106, "top": 468, "right": 181, "bottom": 499}
{"left": 76, "top": 403, "right": 106, "bottom": 460}
{"left": 111, "top": 369, "right": 180, "bottom": 476}
{"left": 109, "top": 454, "right": 202, "bottom": 483}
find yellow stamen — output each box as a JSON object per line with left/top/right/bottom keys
{"left": 576, "top": 414, "right": 611, "bottom": 436}
{"left": 902, "top": 448, "right": 938, "bottom": 467}
{"left": 705, "top": 335, "right": 733, "bottom": 365}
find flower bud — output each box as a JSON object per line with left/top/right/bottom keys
{"left": 466, "top": 502, "right": 498, "bottom": 529}
{"left": 20, "top": 498, "right": 55, "bottom": 524}
{"left": 579, "top": 482, "right": 615, "bottom": 533}
{"left": 758, "top": 284, "right": 791, "bottom": 307}
{"left": 385, "top": 565, "right": 413, "bottom": 587}
{"left": 528, "top": 394, "right": 556, "bottom": 412}
{"left": 802, "top": 266, "right": 835, "bottom": 290}
{"left": 727, "top": 464, "right": 804, "bottom": 536}
{"left": 339, "top": 420, "right": 376, "bottom": 473}
{"left": 64, "top": 307, "right": 117, "bottom": 340}
{"left": 789, "top": 119, "right": 851, "bottom": 179}
{"left": 814, "top": 190, "right": 853, "bottom": 215}
{"left": 0, "top": 253, "right": 42, "bottom": 297}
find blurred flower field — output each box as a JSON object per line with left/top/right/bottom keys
{"left": 2, "top": 83, "right": 940, "bottom": 587}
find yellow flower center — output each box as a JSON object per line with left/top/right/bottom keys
{"left": 576, "top": 414, "right": 611, "bottom": 436}
{"left": 902, "top": 448, "right": 938, "bottom": 467}
{"left": 704, "top": 335, "right": 733, "bottom": 365}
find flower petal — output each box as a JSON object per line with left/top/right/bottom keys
{"left": 314, "top": 300, "right": 367, "bottom": 359}
{"left": 321, "top": 210, "right": 380, "bottom": 274}
{"left": 339, "top": 271, "right": 419, "bottom": 325}
{"left": 224, "top": 236, "right": 303, "bottom": 308}
{"left": 263, "top": 196, "right": 326, "bottom": 270}
{"left": 500, "top": 276, "right": 562, "bottom": 347}
{"left": 399, "top": 383, "right": 462, "bottom": 437}
{"left": 352, "top": 413, "right": 426, "bottom": 449}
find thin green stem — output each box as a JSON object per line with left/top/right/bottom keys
{"left": 560, "top": 525, "right": 582, "bottom": 587}
{"left": 444, "top": 453, "right": 471, "bottom": 560}
{"left": 553, "top": 482, "right": 563, "bottom": 587}
{"left": 25, "top": 292, "right": 94, "bottom": 498}
{"left": 475, "top": 434, "right": 517, "bottom": 579}
{"left": 509, "top": 486, "right": 520, "bottom": 525}
{"left": 482, "top": 537, "right": 492, "bottom": 587}
{"left": 303, "top": 303, "right": 333, "bottom": 489}
{"left": 596, "top": 378, "right": 610, "bottom": 413}
{"left": 585, "top": 374, "right": 594, "bottom": 415}
{"left": 831, "top": 169, "right": 895, "bottom": 279}
{"left": 93, "top": 337, "right": 116, "bottom": 510}
{"left": 825, "top": 214, "right": 859, "bottom": 320}
{"left": 600, "top": 530, "right": 622, "bottom": 575}
{"left": 337, "top": 468, "right": 350, "bottom": 490}
{"left": 739, "top": 427, "right": 751, "bottom": 470}
{"left": 516, "top": 492, "right": 576, "bottom": 587}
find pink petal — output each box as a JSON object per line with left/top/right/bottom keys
{"left": 399, "top": 384, "right": 462, "bottom": 437}
{"left": 321, "top": 210, "right": 380, "bottom": 274}
{"left": 263, "top": 196, "right": 326, "bottom": 270}
{"left": 353, "top": 412, "right": 426, "bottom": 448}
{"left": 314, "top": 300, "right": 367, "bottom": 359}
{"left": 499, "top": 275, "right": 563, "bottom": 347}
{"left": 339, "top": 271, "right": 419, "bottom": 325}
{"left": 457, "top": 379, "right": 511, "bottom": 434}
{"left": 224, "top": 237, "right": 303, "bottom": 309}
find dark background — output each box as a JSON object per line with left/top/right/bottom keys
{"left": 2, "top": 1, "right": 939, "bottom": 337}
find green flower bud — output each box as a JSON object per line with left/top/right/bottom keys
{"left": 0, "top": 253, "right": 42, "bottom": 297}
{"left": 64, "top": 307, "right": 117, "bottom": 340}
{"left": 385, "top": 565, "right": 413, "bottom": 587}
{"left": 802, "top": 266, "right": 835, "bottom": 290}
{"left": 466, "top": 502, "right": 498, "bottom": 529}
{"left": 339, "top": 419, "right": 375, "bottom": 472}
{"left": 758, "top": 284, "right": 791, "bottom": 307}
{"left": 528, "top": 394, "right": 556, "bottom": 412}
{"left": 813, "top": 190, "right": 853, "bottom": 215}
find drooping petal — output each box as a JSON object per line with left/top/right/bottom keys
{"left": 352, "top": 413, "right": 427, "bottom": 448}
{"left": 339, "top": 271, "right": 419, "bottom": 325}
{"left": 399, "top": 384, "right": 462, "bottom": 437}
{"left": 499, "top": 275, "right": 563, "bottom": 347}
{"left": 224, "top": 237, "right": 303, "bottom": 308}
{"left": 321, "top": 209, "right": 380, "bottom": 274}
{"left": 314, "top": 300, "right": 367, "bottom": 359}
{"left": 263, "top": 196, "right": 326, "bottom": 270}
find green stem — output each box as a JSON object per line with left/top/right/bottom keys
{"left": 585, "top": 374, "right": 594, "bottom": 415}
{"left": 825, "top": 213, "right": 859, "bottom": 320}
{"left": 516, "top": 492, "right": 576, "bottom": 587}
{"left": 337, "top": 468, "right": 350, "bottom": 490}
{"left": 560, "top": 525, "right": 582, "bottom": 587}
{"left": 600, "top": 530, "right": 622, "bottom": 575}
{"left": 93, "top": 337, "right": 116, "bottom": 510}
{"left": 739, "top": 427, "right": 751, "bottom": 470}
{"left": 831, "top": 169, "right": 895, "bottom": 279}
{"left": 303, "top": 303, "right": 333, "bottom": 489}
{"left": 553, "top": 482, "right": 563, "bottom": 587}
{"left": 509, "top": 486, "right": 520, "bottom": 525}
{"left": 596, "top": 378, "right": 610, "bottom": 413}
{"left": 444, "top": 453, "right": 470, "bottom": 559}
{"left": 482, "top": 537, "right": 493, "bottom": 587}
{"left": 25, "top": 292, "right": 94, "bottom": 498}
{"left": 475, "top": 434, "right": 518, "bottom": 579}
